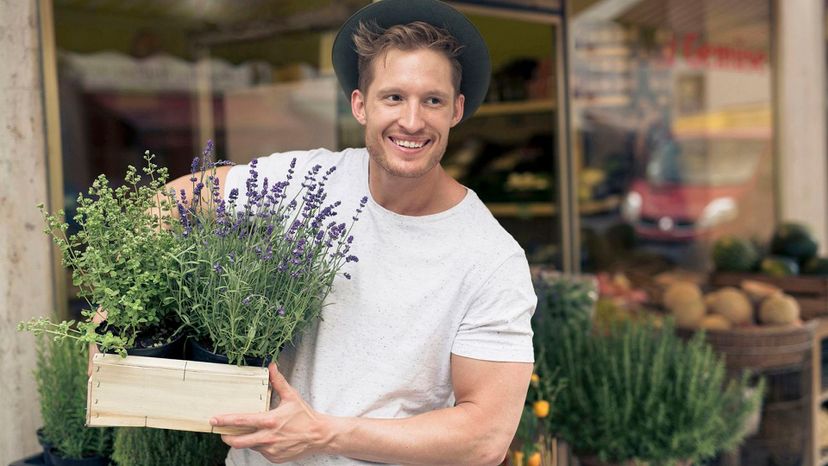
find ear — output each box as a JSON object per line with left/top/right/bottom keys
{"left": 351, "top": 89, "right": 367, "bottom": 126}
{"left": 450, "top": 93, "right": 465, "bottom": 127}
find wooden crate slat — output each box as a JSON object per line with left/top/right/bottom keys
{"left": 87, "top": 353, "right": 270, "bottom": 435}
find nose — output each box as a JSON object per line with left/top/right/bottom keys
{"left": 398, "top": 101, "right": 425, "bottom": 133}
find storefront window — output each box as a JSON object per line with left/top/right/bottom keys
{"left": 569, "top": 0, "right": 775, "bottom": 274}
{"left": 53, "top": 1, "right": 371, "bottom": 314}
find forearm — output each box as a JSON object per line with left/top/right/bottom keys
{"left": 322, "top": 402, "right": 511, "bottom": 466}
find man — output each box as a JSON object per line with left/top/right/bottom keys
{"left": 176, "top": 1, "right": 535, "bottom": 464}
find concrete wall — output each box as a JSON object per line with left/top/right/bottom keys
{"left": 0, "top": 0, "right": 54, "bottom": 462}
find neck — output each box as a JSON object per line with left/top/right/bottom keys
{"left": 368, "top": 160, "right": 466, "bottom": 216}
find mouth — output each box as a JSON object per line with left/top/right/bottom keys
{"left": 388, "top": 136, "right": 431, "bottom": 153}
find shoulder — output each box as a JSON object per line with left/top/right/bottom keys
{"left": 225, "top": 148, "right": 367, "bottom": 198}
{"left": 458, "top": 191, "right": 526, "bottom": 262}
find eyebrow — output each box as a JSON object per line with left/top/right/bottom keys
{"left": 375, "top": 87, "right": 452, "bottom": 100}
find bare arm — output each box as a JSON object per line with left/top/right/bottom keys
{"left": 214, "top": 355, "right": 532, "bottom": 465}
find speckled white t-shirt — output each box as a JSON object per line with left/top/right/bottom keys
{"left": 223, "top": 148, "right": 535, "bottom": 466}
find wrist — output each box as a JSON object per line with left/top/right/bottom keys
{"left": 318, "top": 414, "right": 354, "bottom": 455}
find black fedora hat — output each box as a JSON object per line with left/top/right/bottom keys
{"left": 332, "top": 0, "right": 491, "bottom": 123}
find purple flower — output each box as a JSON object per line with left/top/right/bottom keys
{"left": 213, "top": 262, "right": 222, "bottom": 274}
{"left": 277, "top": 307, "right": 286, "bottom": 317}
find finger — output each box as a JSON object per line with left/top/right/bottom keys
{"left": 220, "top": 429, "right": 275, "bottom": 450}
{"left": 211, "top": 411, "right": 272, "bottom": 429}
{"left": 87, "top": 343, "right": 100, "bottom": 377}
{"left": 268, "top": 362, "right": 294, "bottom": 401}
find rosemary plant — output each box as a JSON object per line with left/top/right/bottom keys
{"left": 19, "top": 153, "right": 181, "bottom": 355}
{"left": 112, "top": 428, "right": 228, "bottom": 466}
{"left": 36, "top": 336, "right": 113, "bottom": 460}
{"left": 546, "top": 320, "right": 762, "bottom": 465}
{"left": 172, "top": 152, "right": 364, "bottom": 365}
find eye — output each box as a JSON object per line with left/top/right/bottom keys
{"left": 426, "top": 97, "right": 442, "bottom": 105}
{"left": 385, "top": 94, "right": 402, "bottom": 103}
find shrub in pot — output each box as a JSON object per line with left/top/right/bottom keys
{"left": 545, "top": 320, "right": 763, "bottom": 465}
{"left": 19, "top": 153, "right": 183, "bottom": 357}
{"left": 36, "top": 335, "right": 113, "bottom": 465}
{"left": 111, "top": 427, "right": 228, "bottom": 466}
{"left": 171, "top": 155, "right": 363, "bottom": 365}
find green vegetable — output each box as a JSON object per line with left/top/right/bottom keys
{"left": 770, "top": 222, "right": 818, "bottom": 264}
{"left": 803, "top": 257, "right": 828, "bottom": 276}
{"left": 760, "top": 256, "right": 799, "bottom": 277}
{"left": 712, "top": 236, "right": 759, "bottom": 272}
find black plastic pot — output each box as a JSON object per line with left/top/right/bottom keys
{"left": 7, "top": 453, "right": 47, "bottom": 466}
{"left": 35, "top": 429, "right": 52, "bottom": 466}
{"left": 96, "top": 329, "right": 185, "bottom": 360}
{"left": 186, "top": 338, "right": 272, "bottom": 367}
{"left": 44, "top": 450, "right": 107, "bottom": 466}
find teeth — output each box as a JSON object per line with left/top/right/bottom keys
{"left": 393, "top": 138, "right": 425, "bottom": 149}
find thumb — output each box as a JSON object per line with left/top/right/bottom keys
{"left": 268, "top": 362, "right": 293, "bottom": 400}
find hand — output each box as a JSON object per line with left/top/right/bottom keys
{"left": 211, "top": 363, "right": 333, "bottom": 463}
{"left": 87, "top": 308, "right": 107, "bottom": 376}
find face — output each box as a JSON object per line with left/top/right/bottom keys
{"left": 351, "top": 48, "right": 465, "bottom": 180}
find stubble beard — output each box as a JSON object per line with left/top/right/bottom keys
{"left": 366, "top": 137, "right": 445, "bottom": 179}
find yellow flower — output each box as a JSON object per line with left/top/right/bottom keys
{"left": 530, "top": 373, "right": 540, "bottom": 387}
{"left": 533, "top": 400, "right": 550, "bottom": 418}
{"left": 514, "top": 451, "right": 525, "bottom": 466}
{"left": 528, "top": 451, "right": 542, "bottom": 466}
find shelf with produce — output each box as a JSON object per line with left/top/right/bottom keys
{"left": 474, "top": 98, "right": 556, "bottom": 117}
{"left": 485, "top": 195, "right": 621, "bottom": 218}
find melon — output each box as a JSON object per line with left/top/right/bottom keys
{"left": 663, "top": 281, "right": 703, "bottom": 310}
{"left": 759, "top": 293, "right": 800, "bottom": 325}
{"left": 699, "top": 314, "right": 733, "bottom": 331}
{"left": 707, "top": 287, "right": 753, "bottom": 325}
{"left": 671, "top": 300, "right": 706, "bottom": 328}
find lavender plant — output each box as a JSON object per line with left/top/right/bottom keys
{"left": 173, "top": 151, "right": 364, "bottom": 365}
{"left": 18, "top": 152, "right": 182, "bottom": 355}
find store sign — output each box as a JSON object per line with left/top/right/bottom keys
{"left": 663, "top": 33, "right": 767, "bottom": 70}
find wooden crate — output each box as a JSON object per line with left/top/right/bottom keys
{"left": 710, "top": 271, "right": 828, "bottom": 320}
{"left": 87, "top": 353, "right": 271, "bottom": 435}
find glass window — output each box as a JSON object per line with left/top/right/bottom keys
{"left": 569, "top": 0, "right": 775, "bottom": 273}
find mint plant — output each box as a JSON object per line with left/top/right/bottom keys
{"left": 19, "top": 152, "right": 182, "bottom": 355}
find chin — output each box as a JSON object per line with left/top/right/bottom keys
{"left": 368, "top": 144, "right": 442, "bottom": 179}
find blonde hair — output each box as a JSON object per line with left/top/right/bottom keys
{"left": 352, "top": 20, "right": 464, "bottom": 94}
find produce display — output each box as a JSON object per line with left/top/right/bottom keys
{"left": 713, "top": 222, "right": 827, "bottom": 277}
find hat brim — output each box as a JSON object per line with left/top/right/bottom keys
{"left": 332, "top": 0, "right": 491, "bottom": 123}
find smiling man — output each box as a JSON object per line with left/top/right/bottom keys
{"left": 205, "top": 0, "right": 537, "bottom": 464}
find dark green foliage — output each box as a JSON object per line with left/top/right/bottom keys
{"left": 770, "top": 222, "right": 818, "bottom": 264}
{"left": 803, "top": 257, "right": 828, "bottom": 275}
{"left": 760, "top": 256, "right": 799, "bottom": 277}
{"left": 712, "top": 236, "right": 759, "bottom": 272}
{"left": 533, "top": 273, "right": 597, "bottom": 347}
{"left": 36, "top": 336, "right": 113, "bottom": 460}
{"left": 546, "top": 321, "right": 762, "bottom": 464}
{"left": 112, "top": 428, "right": 229, "bottom": 466}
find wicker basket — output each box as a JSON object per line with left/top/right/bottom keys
{"left": 676, "top": 320, "right": 817, "bottom": 371}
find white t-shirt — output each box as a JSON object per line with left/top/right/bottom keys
{"left": 224, "top": 148, "right": 535, "bottom": 466}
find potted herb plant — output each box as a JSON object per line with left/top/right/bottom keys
{"left": 511, "top": 365, "right": 565, "bottom": 466}
{"left": 545, "top": 320, "right": 763, "bottom": 466}
{"left": 35, "top": 335, "right": 113, "bottom": 465}
{"left": 111, "top": 427, "right": 228, "bottom": 466}
{"left": 172, "top": 154, "right": 364, "bottom": 366}
{"left": 19, "top": 153, "right": 183, "bottom": 357}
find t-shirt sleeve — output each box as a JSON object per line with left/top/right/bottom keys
{"left": 223, "top": 150, "right": 318, "bottom": 204}
{"left": 451, "top": 251, "right": 536, "bottom": 363}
